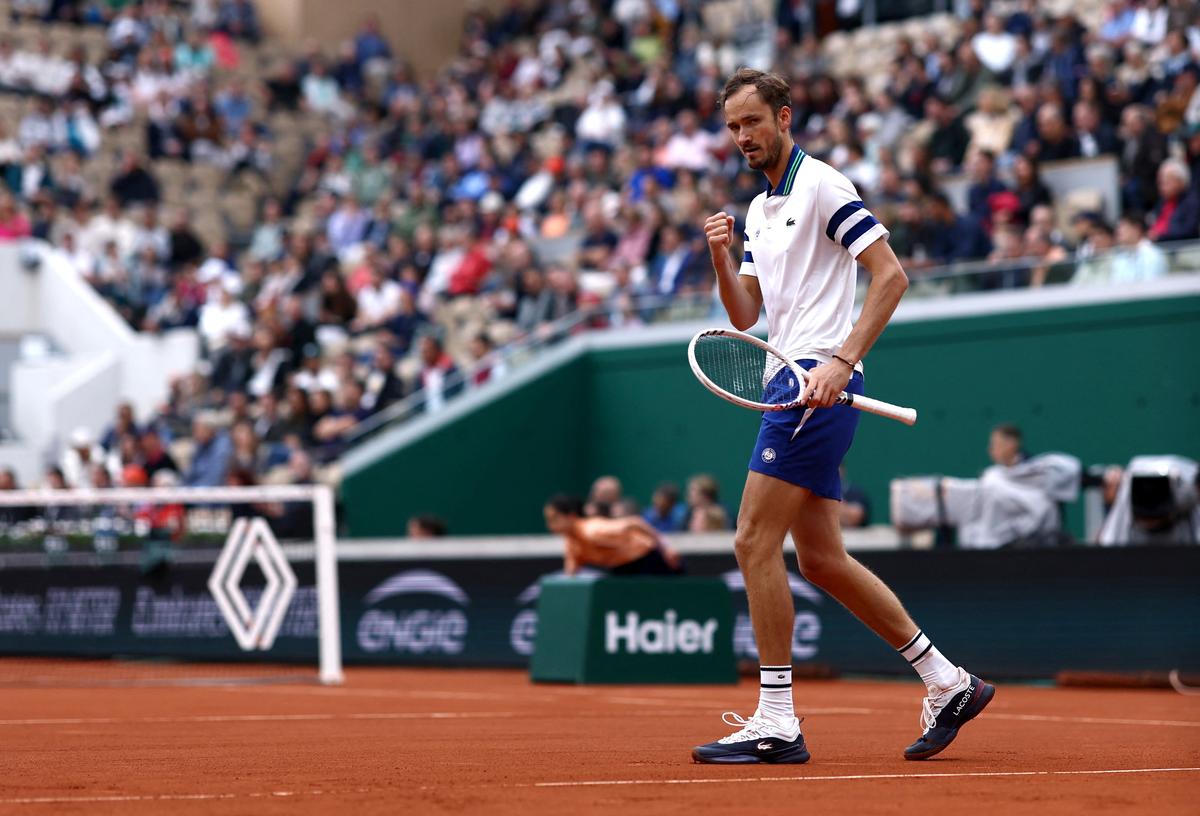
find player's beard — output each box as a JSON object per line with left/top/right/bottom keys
{"left": 746, "top": 130, "right": 784, "bottom": 172}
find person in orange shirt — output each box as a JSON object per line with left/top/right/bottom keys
{"left": 543, "top": 495, "right": 683, "bottom": 577}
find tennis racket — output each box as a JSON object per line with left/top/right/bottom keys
{"left": 687, "top": 328, "right": 917, "bottom": 426}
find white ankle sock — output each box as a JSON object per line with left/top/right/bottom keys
{"left": 898, "top": 630, "right": 959, "bottom": 692}
{"left": 758, "top": 665, "right": 794, "bottom": 723}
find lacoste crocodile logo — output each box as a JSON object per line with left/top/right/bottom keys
{"left": 757, "top": 741, "right": 774, "bottom": 751}
{"left": 786, "top": 218, "right": 796, "bottom": 226}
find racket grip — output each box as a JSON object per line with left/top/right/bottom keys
{"left": 841, "top": 392, "right": 918, "bottom": 426}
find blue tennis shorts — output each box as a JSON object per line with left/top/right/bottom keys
{"left": 747, "top": 360, "right": 864, "bottom": 500}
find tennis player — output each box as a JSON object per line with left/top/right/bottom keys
{"left": 543, "top": 495, "right": 684, "bottom": 576}
{"left": 691, "top": 69, "right": 993, "bottom": 764}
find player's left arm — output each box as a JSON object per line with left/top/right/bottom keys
{"left": 804, "top": 237, "right": 909, "bottom": 408}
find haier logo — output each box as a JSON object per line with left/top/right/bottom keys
{"left": 604, "top": 610, "right": 719, "bottom": 655}
{"left": 356, "top": 570, "right": 469, "bottom": 655}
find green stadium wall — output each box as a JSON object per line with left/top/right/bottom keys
{"left": 341, "top": 287, "right": 1200, "bottom": 537}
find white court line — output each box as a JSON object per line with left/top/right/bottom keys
{"left": 602, "top": 698, "right": 1200, "bottom": 728}
{"left": 985, "top": 713, "right": 1200, "bottom": 728}
{"left": 218, "top": 685, "right": 543, "bottom": 701}
{"left": 533, "top": 767, "right": 1200, "bottom": 789}
{"left": 0, "top": 791, "right": 341, "bottom": 806}
{"left": 0, "top": 712, "right": 516, "bottom": 727}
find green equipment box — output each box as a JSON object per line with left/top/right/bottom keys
{"left": 530, "top": 576, "right": 737, "bottom": 684}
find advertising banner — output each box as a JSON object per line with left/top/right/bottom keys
{"left": 1, "top": 547, "right": 1197, "bottom": 678}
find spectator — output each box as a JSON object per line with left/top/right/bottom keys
{"left": 575, "top": 81, "right": 626, "bottom": 150}
{"left": 273, "top": 449, "right": 316, "bottom": 538}
{"left": 361, "top": 342, "right": 405, "bottom": 412}
{"left": 1148, "top": 159, "right": 1200, "bottom": 242}
{"left": 648, "top": 223, "right": 702, "bottom": 296}
{"left": 1024, "top": 225, "right": 1072, "bottom": 287}
{"left": 587, "top": 475, "right": 624, "bottom": 518}
{"left": 1011, "top": 154, "right": 1053, "bottom": 225}
{"left": 0, "top": 193, "right": 32, "bottom": 240}
{"left": 351, "top": 261, "right": 403, "bottom": 334}
{"left": 1118, "top": 105, "right": 1169, "bottom": 214}
{"left": 688, "top": 505, "right": 729, "bottom": 532}
{"left": 466, "top": 332, "right": 506, "bottom": 387}
{"left": 0, "top": 467, "right": 34, "bottom": 527}
{"left": 229, "top": 419, "right": 268, "bottom": 476}
{"left": 183, "top": 414, "right": 232, "bottom": 487}
{"left": 353, "top": 15, "right": 392, "bottom": 77}
{"left": 661, "top": 110, "right": 715, "bottom": 173}
{"left": 1070, "top": 219, "right": 1117, "bottom": 285}
{"left": 109, "top": 152, "right": 160, "bottom": 207}
{"left": 312, "top": 379, "right": 369, "bottom": 455}
{"left": 923, "top": 192, "right": 991, "bottom": 264}
{"left": 407, "top": 514, "right": 448, "bottom": 538}
{"left": 923, "top": 94, "right": 970, "bottom": 174}
{"left": 988, "top": 423, "right": 1025, "bottom": 468}
{"left": 217, "top": 0, "right": 260, "bottom": 42}
{"left": 964, "top": 85, "right": 1019, "bottom": 157}
{"left": 60, "top": 426, "right": 104, "bottom": 488}
{"left": 686, "top": 473, "right": 729, "bottom": 530}
{"left": 643, "top": 482, "right": 688, "bottom": 533}
{"left": 139, "top": 426, "right": 179, "bottom": 479}
{"left": 1031, "top": 103, "right": 1081, "bottom": 162}
{"left": 100, "top": 402, "right": 141, "bottom": 452}
{"left": 301, "top": 56, "right": 344, "bottom": 117}
{"left": 1072, "top": 100, "right": 1118, "bottom": 158}
{"left": 416, "top": 334, "right": 461, "bottom": 412}
{"left": 965, "top": 150, "right": 1007, "bottom": 224}
{"left": 839, "top": 467, "right": 872, "bottom": 528}
{"left": 973, "top": 13, "right": 1018, "bottom": 75}
{"left": 198, "top": 278, "right": 251, "bottom": 354}
{"left": 1112, "top": 214, "right": 1169, "bottom": 282}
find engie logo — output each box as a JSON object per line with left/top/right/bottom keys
{"left": 723, "top": 570, "right": 821, "bottom": 660}
{"left": 604, "top": 609, "right": 719, "bottom": 655}
{"left": 509, "top": 569, "right": 601, "bottom": 656}
{"left": 356, "top": 570, "right": 469, "bottom": 655}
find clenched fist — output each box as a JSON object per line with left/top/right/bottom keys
{"left": 704, "top": 212, "right": 736, "bottom": 255}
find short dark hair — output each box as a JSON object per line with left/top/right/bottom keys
{"left": 926, "top": 191, "right": 952, "bottom": 210}
{"left": 1119, "top": 213, "right": 1146, "bottom": 232}
{"left": 719, "top": 68, "right": 791, "bottom": 117}
{"left": 992, "top": 423, "right": 1023, "bottom": 444}
{"left": 546, "top": 494, "right": 585, "bottom": 516}
{"left": 410, "top": 514, "right": 448, "bottom": 536}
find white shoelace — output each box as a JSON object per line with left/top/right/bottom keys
{"left": 918, "top": 669, "right": 969, "bottom": 732}
{"left": 716, "top": 711, "right": 796, "bottom": 744}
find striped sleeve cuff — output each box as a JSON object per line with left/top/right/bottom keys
{"left": 828, "top": 202, "right": 888, "bottom": 259}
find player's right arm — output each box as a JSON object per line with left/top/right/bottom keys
{"left": 705, "top": 211, "right": 761, "bottom": 331}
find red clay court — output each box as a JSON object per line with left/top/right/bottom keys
{"left": 1, "top": 667, "right": 1197, "bottom": 815}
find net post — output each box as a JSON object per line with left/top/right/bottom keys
{"left": 313, "top": 484, "right": 344, "bottom": 684}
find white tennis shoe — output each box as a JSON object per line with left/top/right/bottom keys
{"left": 691, "top": 710, "right": 810, "bottom": 764}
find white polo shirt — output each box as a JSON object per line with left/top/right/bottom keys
{"left": 739, "top": 145, "right": 888, "bottom": 368}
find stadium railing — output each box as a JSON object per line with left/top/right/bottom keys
{"left": 341, "top": 239, "right": 1200, "bottom": 451}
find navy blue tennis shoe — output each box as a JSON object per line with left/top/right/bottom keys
{"left": 692, "top": 712, "right": 811, "bottom": 764}
{"left": 904, "top": 668, "right": 995, "bottom": 760}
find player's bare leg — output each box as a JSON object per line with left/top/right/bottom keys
{"left": 733, "top": 471, "right": 802, "bottom": 664}
{"left": 788, "top": 489, "right": 916, "bottom": 646}
{"left": 790, "top": 488, "right": 995, "bottom": 760}
{"left": 691, "top": 471, "right": 810, "bottom": 764}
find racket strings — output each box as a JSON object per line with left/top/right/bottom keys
{"left": 692, "top": 334, "right": 798, "bottom": 406}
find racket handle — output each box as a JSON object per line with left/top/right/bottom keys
{"left": 838, "top": 392, "right": 918, "bottom": 426}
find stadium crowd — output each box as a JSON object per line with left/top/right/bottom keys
{"left": 1, "top": 0, "right": 1199, "bottom": 491}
